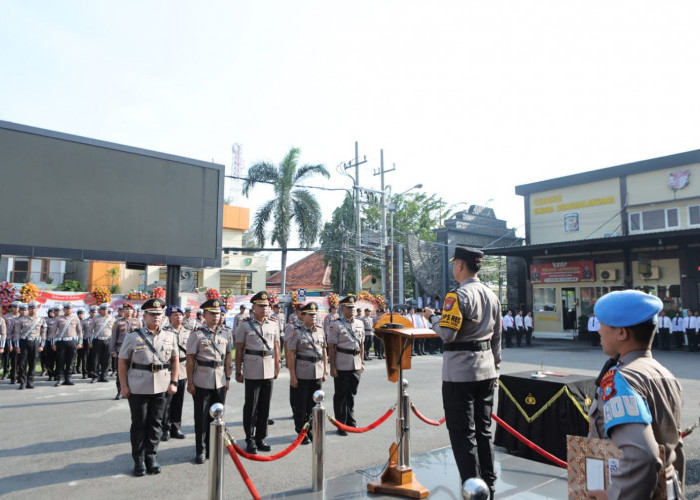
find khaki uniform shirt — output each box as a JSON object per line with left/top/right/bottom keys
{"left": 187, "top": 325, "right": 231, "bottom": 389}
{"left": 588, "top": 350, "right": 685, "bottom": 499}
{"left": 80, "top": 318, "right": 91, "bottom": 341}
{"left": 164, "top": 325, "right": 192, "bottom": 381}
{"left": 323, "top": 313, "right": 337, "bottom": 338}
{"left": 182, "top": 317, "right": 201, "bottom": 331}
{"left": 328, "top": 316, "right": 364, "bottom": 371}
{"left": 287, "top": 322, "right": 326, "bottom": 380}
{"left": 111, "top": 318, "right": 142, "bottom": 355}
{"left": 11, "top": 315, "right": 48, "bottom": 348}
{"left": 46, "top": 316, "right": 59, "bottom": 342}
{"left": 0, "top": 317, "right": 6, "bottom": 349}
{"left": 52, "top": 315, "right": 83, "bottom": 345}
{"left": 235, "top": 317, "right": 279, "bottom": 380}
{"left": 232, "top": 313, "right": 249, "bottom": 333}
{"left": 432, "top": 277, "right": 502, "bottom": 383}
{"left": 89, "top": 315, "right": 115, "bottom": 341}
{"left": 362, "top": 316, "right": 374, "bottom": 337}
{"left": 118, "top": 327, "right": 177, "bottom": 395}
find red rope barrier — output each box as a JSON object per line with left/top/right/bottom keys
{"left": 231, "top": 428, "right": 308, "bottom": 462}
{"left": 225, "top": 440, "right": 261, "bottom": 500}
{"left": 490, "top": 412, "right": 568, "bottom": 468}
{"left": 328, "top": 406, "right": 395, "bottom": 433}
{"left": 410, "top": 402, "right": 446, "bottom": 426}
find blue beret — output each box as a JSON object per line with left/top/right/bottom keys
{"left": 594, "top": 290, "right": 663, "bottom": 327}
{"left": 220, "top": 305, "right": 227, "bottom": 313}
{"left": 166, "top": 305, "right": 184, "bottom": 316}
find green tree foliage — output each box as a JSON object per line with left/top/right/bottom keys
{"left": 320, "top": 194, "right": 356, "bottom": 294}
{"left": 242, "top": 147, "right": 329, "bottom": 294}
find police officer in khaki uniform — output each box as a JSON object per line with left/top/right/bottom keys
{"left": 235, "top": 291, "right": 280, "bottom": 454}
{"left": 52, "top": 303, "right": 83, "bottom": 386}
{"left": 427, "top": 246, "right": 501, "bottom": 498}
{"left": 587, "top": 290, "right": 685, "bottom": 500}
{"left": 287, "top": 302, "right": 327, "bottom": 444}
{"left": 89, "top": 303, "right": 115, "bottom": 382}
{"left": 162, "top": 305, "right": 191, "bottom": 440}
{"left": 181, "top": 306, "right": 200, "bottom": 331}
{"left": 44, "top": 306, "right": 60, "bottom": 380}
{"left": 74, "top": 308, "right": 89, "bottom": 378}
{"left": 118, "top": 298, "right": 179, "bottom": 477}
{"left": 187, "top": 298, "right": 232, "bottom": 464}
{"left": 327, "top": 294, "right": 365, "bottom": 436}
{"left": 111, "top": 303, "right": 142, "bottom": 399}
{"left": 11, "top": 301, "right": 48, "bottom": 390}
{"left": 0, "top": 315, "right": 6, "bottom": 364}
{"left": 2, "top": 301, "right": 20, "bottom": 381}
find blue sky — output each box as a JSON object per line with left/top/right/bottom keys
{"left": 3, "top": 1, "right": 700, "bottom": 268}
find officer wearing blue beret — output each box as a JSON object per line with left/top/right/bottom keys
{"left": 588, "top": 290, "right": 684, "bottom": 500}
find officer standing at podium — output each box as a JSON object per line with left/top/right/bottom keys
{"left": 327, "top": 294, "right": 365, "bottom": 435}
{"left": 427, "top": 246, "right": 501, "bottom": 499}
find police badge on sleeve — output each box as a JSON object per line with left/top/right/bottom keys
{"left": 439, "top": 292, "right": 463, "bottom": 331}
{"left": 600, "top": 368, "right": 652, "bottom": 436}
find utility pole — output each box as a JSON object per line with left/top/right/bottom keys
{"left": 343, "top": 142, "right": 366, "bottom": 294}
{"left": 373, "top": 149, "right": 395, "bottom": 298}
{"left": 339, "top": 223, "right": 346, "bottom": 294}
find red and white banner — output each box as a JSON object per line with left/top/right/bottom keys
{"left": 530, "top": 260, "right": 595, "bottom": 284}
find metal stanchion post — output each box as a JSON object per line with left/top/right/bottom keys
{"left": 208, "top": 403, "right": 225, "bottom": 500}
{"left": 462, "top": 477, "right": 490, "bottom": 499}
{"left": 312, "top": 390, "right": 325, "bottom": 492}
{"left": 400, "top": 379, "right": 411, "bottom": 468}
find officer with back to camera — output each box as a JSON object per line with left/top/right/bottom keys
{"left": 118, "top": 298, "right": 179, "bottom": 477}
{"left": 426, "top": 246, "right": 501, "bottom": 499}
{"left": 12, "top": 301, "right": 48, "bottom": 390}
{"left": 587, "top": 290, "right": 685, "bottom": 500}
{"left": 89, "top": 303, "right": 115, "bottom": 382}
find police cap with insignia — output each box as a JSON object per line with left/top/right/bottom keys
{"left": 11, "top": 301, "right": 20, "bottom": 308}
{"left": 594, "top": 290, "right": 663, "bottom": 327}
{"left": 184, "top": 306, "right": 193, "bottom": 312}
{"left": 449, "top": 246, "right": 484, "bottom": 263}
{"left": 63, "top": 302, "right": 73, "bottom": 309}
{"left": 339, "top": 294, "right": 357, "bottom": 308}
{"left": 201, "top": 298, "right": 223, "bottom": 313}
{"left": 166, "top": 305, "right": 183, "bottom": 316}
{"left": 142, "top": 298, "right": 165, "bottom": 315}
{"left": 300, "top": 302, "right": 319, "bottom": 315}
{"left": 18, "top": 303, "right": 28, "bottom": 310}
{"left": 77, "top": 307, "right": 85, "bottom": 314}
{"left": 99, "top": 303, "right": 109, "bottom": 310}
{"left": 250, "top": 291, "right": 271, "bottom": 305}
{"left": 123, "top": 302, "right": 134, "bottom": 310}
{"left": 89, "top": 305, "right": 98, "bottom": 312}
{"left": 28, "top": 301, "right": 39, "bottom": 308}
{"left": 118, "top": 304, "right": 124, "bottom": 310}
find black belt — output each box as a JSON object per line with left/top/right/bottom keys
{"left": 245, "top": 348, "right": 272, "bottom": 357}
{"left": 443, "top": 341, "right": 491, "bottom": 352}
{"left": 336, "top": 346, "right": 361, "bottom": 356}
{"left": 296, "top": 354, "right": 321, "bottom": 363}
{"left": 196, "top": 359, "right": 225, "bottom": 367}
{"left": 131, "top": 362, "right": 171, "bottom": 373}
{"left": 179, "top": 357, "right": 187, "bottom": 362}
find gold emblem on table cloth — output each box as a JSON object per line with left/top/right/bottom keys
{"left": 525, "top": 393, "right": 536, "bottom": 405}
{"left": 584, "top": 396, "right": 592, "bottom": 407}
{"left": 498, "top": 379, "right": 591, "bottom": 423}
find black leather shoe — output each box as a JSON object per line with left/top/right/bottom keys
{"left": 98, "top": 377, "right": 108, "bottom": 383}
{"left": 195, "top": 454, "right": 205, "bottom": 464}
{"left": 171, "top": 429, "right": 185, "bottom": 439}
{"left": 55, "top": 380, "right": 62, "bottom": 387}
{"left": 161, "top": 431, "right": 170, "bottom": 441}
{"left": 90, "top": 378, "right": 96, "bottom": 383}
{"left": 301, "top": 436, "right": 311, "bottom": 445}
{"left": 133, "top": 462, "right": 146, "bottom": 477}
{"left": 26, "top": 383, "right": 34, "bottom": 389}
{"left": 267, "top": 419, "right": 274, "bottom": 425}
{"left": 255, "top": 440, "right": 271, "bottom": 452}
{"left": 337, "top": 429, "right": 348, "bottom": 436}
{"left": 18, "top": 384, "right": 24, "bottom": 390}
{"left": 64, "top": 379, "right": 75, "bottom": 386}
{"left": 245, "top": 440, "right": 257, "bottom": 454}
{"left": 146, "top": 460, "right": 161, "bottom": 474}
{"left": 114, "top": 393, "right": 122, "bottom": 400}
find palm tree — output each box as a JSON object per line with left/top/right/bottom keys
{"left": 242, "top": 147, "right": 329, "bottom": 294}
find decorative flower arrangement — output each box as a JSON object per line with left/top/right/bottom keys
{"left": 267, "top": 293, "right": 279, "bottom": 307}
{"left": 206, "top": 288, "right": 221, "bottom": 300}
{"left": 126, "top": 290, "right": 150, "bottom": 301}
{"left": 375, "top": 293, "right": 386, "bottom": 310}
{"left": 92, "top": 286, "right": 111, "bottom": 305}
{"left": 220, "top": 289, "right": 235, "bottom": 310}
{"left": 325, "top": 292, "right": 339, "bottom": 308}
{"left": 291, "top": 290, "right": 299, "bottom": 307}
{"left": 20, "top": 283, "right": 40, "bottom": 303}
{"left": 357, "top": 290, "right": 374, "bottom": 303}
{"left": 0, "top": 281, "right": 17, "bottom": 313}
{"left": 151, "top": 286, "right": 166, "bottom": 299}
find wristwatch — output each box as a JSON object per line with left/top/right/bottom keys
{"left": 226, "top": 376, "right": 231, "bottom": 380}
{"left": 169, "top": 381, "right": 178, "bottom": 387}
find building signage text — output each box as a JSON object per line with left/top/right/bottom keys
{"left": 530, "top": 260, "right": 595, "bottom": 283}
{"left": 532, "top": 194, "right": 616, "bottom": 215}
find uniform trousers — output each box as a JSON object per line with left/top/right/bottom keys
{"left": 443, "top": 378, "right": 497, "bottom": 491}
{"left": 589, "top": 330, "right": 600, "bottom": 347}
{"left": 56, "top": 340, "right": 78, "bottom": 380}
{"left": 292, "top": 378, "right": 322, "bottom": 434}
{"left": 127, "top": 392, "right": 167, "bottom": 464}
{"left": 45, "top": 346, "right": 57, "bottom": 378}
{"left": 373, "top": 336, "right": 384, "bottom": 357}
{"left": 690, "top": 329, "right": 700, "bottom": 351}
{"left": 505, "top": 327, "right": 514, "bottom": 348}
{"left": 193, "top": 386, "right": 227, "bottom": 456}
{"left": 17, "top": 339, "right": 40, "bottom": 386}
{"left": 673, "top": 330, "right": 685, "bottom": 350}
{"left": 75, "top": 339, "right": 89, "bottom": 376}
{"left": 364, "top": 334, "right": 374, "bottom": 357}
{"left": 113, "top": 344, "right": 123, "bottom": 393}
{"left": 92, "top": 338, "right": 111, "bottom": 379}
{"left": 1, "top": 347, "right": 11, "bottom": 377}
{"left": 243, "top": 379, "right": 273, "bottom": 441}
{"left": 163, "top": 378, "right": 187, "bottom": 432}
{"left": 658, "top": 327, "right": 671, "bottom": 350}
{"left": 333, "top": 370, "right": 361, "bottom": 426}
{"left": 515, "top": 327, "right": 523, "bottom": 347}
{"left": 525, "top": 327, "right": 533, "bottom": 346}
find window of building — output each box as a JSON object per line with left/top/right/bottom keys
{"left": 533, "top": 287, "right": 556, "bottom": 312}
{"left": 628, "top": 208, "right": 679, "bottom": 233}
{"left": 688, "top": 205, "right": 700, "bottom": 227}
{"left": 11, "top": 259, "right": 29, "bottom": 283}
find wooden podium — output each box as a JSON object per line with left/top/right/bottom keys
{"left": 367, "top": 314, "right": 437, "bottom": 499}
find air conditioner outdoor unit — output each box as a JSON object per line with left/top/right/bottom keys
{"left": 600, "top": 268, "right": 618, "bottom": 281}
{"left": 642, "top": 266, "right": 660, "bottom": 280}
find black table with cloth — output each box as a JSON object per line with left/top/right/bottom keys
{"left": 494, "top": 371, "right": 596, "bottom": 464}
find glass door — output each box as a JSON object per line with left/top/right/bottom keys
{"left": 561, "top": 288, "right": 577, "bottom": 330}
